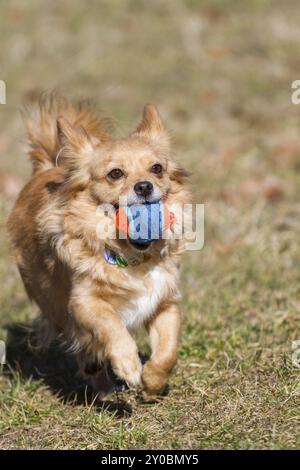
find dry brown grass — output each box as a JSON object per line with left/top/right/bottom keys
{"left": 1, "top": 0, "right": 300, "bottom": 449}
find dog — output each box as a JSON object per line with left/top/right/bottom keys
{"left": 7, "top": 94, "right": 191, "bottom": 398}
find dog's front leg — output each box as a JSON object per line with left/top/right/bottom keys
{"left": 142, "top": 302, "right": 181, "bottom": 398}
{"left": 70, "top": 295, "right": 142, "bottom": 390}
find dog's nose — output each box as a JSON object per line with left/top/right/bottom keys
{"left": 134, "top": 181, "right": 153, "bottom": 197}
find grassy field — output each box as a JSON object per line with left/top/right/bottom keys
{"left": 1, "top": 0, "right": 300, "bottom": 449}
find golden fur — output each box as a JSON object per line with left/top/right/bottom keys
{"left": 7, "top": 94, "right": 191, "bottom": 398}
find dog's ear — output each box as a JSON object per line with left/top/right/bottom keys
{"left": 135, "top": 104, "right": 164, "bottom": 137}
{"left": 57, "top": 116, "right": 99, "bottom": 151}
{"left": 134, "top": 104, "right": 170, "bottom": 153}
{"left": 56, "top": 117, "right": 98, "bottom": 188}
{"left": 57, "top": 116, "right": 83, "bottom": 150}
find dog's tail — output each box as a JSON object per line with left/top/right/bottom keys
{"left": 23, "top": 92, "right": 112, "bottom": 174}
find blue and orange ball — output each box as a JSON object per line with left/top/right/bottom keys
{"left": 116, "top": 200, "right": 175, "bottom": 246}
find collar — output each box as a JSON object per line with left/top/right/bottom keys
{"left": 104, "top": 246, "right": 128, "bottom": 268}
{"left": 104, "top": 245, "right": 145, "bottom": 267}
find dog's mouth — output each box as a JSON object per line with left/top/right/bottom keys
{"left": 129, "top": 239, "right": 152, "bottom": 251}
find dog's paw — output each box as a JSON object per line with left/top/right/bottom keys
{"left": 110, "top": 347, "right": 142, "bottom": 390}
{"left": 142, "top": 360, "right": 169, "bottom": 397}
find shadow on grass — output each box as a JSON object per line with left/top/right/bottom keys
{"left": 4, "top": 323, "right": 133, "bottom": 417}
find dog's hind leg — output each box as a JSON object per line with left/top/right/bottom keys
{"left": 76, "top": 353, "right": 127, "bottom": 398}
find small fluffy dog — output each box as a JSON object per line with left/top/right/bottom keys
{"left": 7, "top": 94, "right": 191, "bottom": 398}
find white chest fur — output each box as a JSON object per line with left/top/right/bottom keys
{"left": 119, "top": 265, "right": 170, "bottom": 330}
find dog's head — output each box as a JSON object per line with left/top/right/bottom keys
{"left": 57, "top": 104, "right": 190, "bottom": 253}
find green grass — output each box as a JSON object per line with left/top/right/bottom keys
{"left": 1, "top": 0, "right": 300, "bottom": 449}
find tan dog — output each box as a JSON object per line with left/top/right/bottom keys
{"left": 7, "top": 94, "right": 191, "bottom": 398}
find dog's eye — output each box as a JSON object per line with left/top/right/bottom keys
{"left": 150, "top": 163, "right": 163, "bottom": 175}
{"left": 107, "top": 168, "right": 124, "bottom": 180}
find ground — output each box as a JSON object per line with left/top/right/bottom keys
{"left": 1, "top": 0, "right": 300, "bottom": 450}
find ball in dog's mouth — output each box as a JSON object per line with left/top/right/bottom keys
{"left": 117, "top": 199, "right": 172, "bottom": 251}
